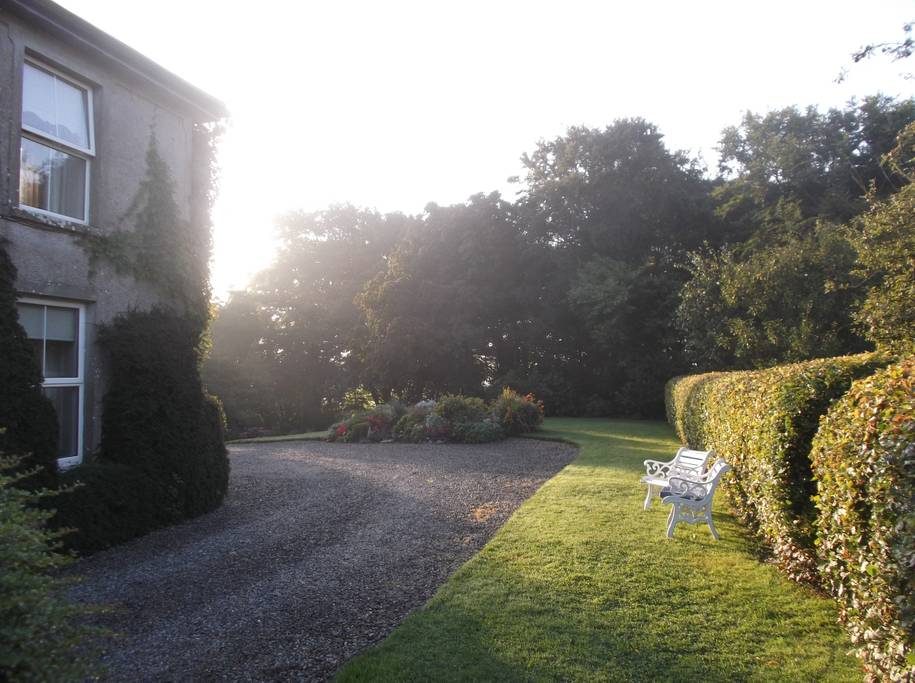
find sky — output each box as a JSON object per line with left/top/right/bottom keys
{"left": 57, "top": 0, "right": 914, "bottom": 297}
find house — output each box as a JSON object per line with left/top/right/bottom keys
{"left": 0, "top": 0, "right": 226, "bottom": 468}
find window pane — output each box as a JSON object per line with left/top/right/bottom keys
{"left": 16, "top": 303, "right": 44, "bottom": 338}
{"left": 44, "top": 307, "right": 78, "bottom": 378}
{"left": 22, "top": 63, "right": 56, "bottom": 138}
{"left": 54, "top": 77, "right": 90, "bottom": 149}
{"left": 19, "top": 138, "right": 86, "bottom": 220}
{"left": 44, "top": 386, "right": 79, "bottom": 459}
{"left": 22, "top": 63, "right": 89, "bottom": 150}
{"left": 19, "top": 137, "right": 52, "bottom": 210}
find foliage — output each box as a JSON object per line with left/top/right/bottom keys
{"left": 0, "top": 456, "right": 96, "bottom": 680}
{"left": 204, "top": 207, "right": 411, "bottom": 434}
{"left": 208, "top": 100, "right": 914, "bottom": 427}
{"left": 810, "top": 357, "right": 915, "bottom": 680}
{"left": 677, "top": 225, "right": 866, "bottom": 369}
{"left": 50, "top": 461, "right": 174, "bottom": 554}
{"left": 83, "top": 135, "right": 217, "bottom": 327}
{"left": 849, "top": 122, "right": 915, "bottom": 355}
{"left": 339, "top": 387, "right": 377, "bottom": 416}
{"left": 328, "top": 393, "right": 543, "bottom": 445}
{"left": 715, "top": 97, "right": 915, "bottom": 231}
{"left": 98, "top": 308, "right": 229, "bottom": 520}
{"left": 339, "top": 419, "right": 861, "bottom": 681}
{"left": 490, "top": 388, "right": 544, "bottom": 435}
{"left": 664, "top": 353, "right": 888, "bottom": 583}
{"left": 433, "top": 395, "right": 487, "bottom": 425}
{"left": 329, "top": 402, "right": 405, "bottom": 443}
{"left": 851, "top": 20, "right": 914, "bottom": 64}
{"left": 0, "top": 242, "right": 58, "bottom": 488}
{"left": 450, "top": 419, "right": 504, "bottom": 444}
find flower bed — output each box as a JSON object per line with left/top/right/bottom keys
{"left": 327, "top": 389, "right": 544, "bottom": 444}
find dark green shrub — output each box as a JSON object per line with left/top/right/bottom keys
{"left": 0, "top": 242, "right": 58, "bottom": 488}
{"left": 98, "top": 308, "right": 229, "bottom": 519}
{"left": 434, "top": 395, "right": 487, "bottom": 425}
{"left": 345, "top": 421, "right": 371, "bottom": 443}
{"left": 490, "top": 388, "right": 544, "bottom": 435}
{"left": 393, "top": 412, "right": 426, "bottom": 442}
{"left": 665, "top": 353, "right": 888, "bottom": 583}
{"left": 451, "top": 420, "right": 505, "bottom": 443}
{"left": 0, "top": 457, "right": 97, "bottom": 680}
{"left": 810, "top": 357, "right": 914, "bottom": 679}
{"left": 52, "top": 461, "right": 177, "bottom": 555}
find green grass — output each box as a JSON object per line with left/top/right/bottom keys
{"left": 227, "top": 430, "right": 327, "bottom": 444}
{"left": 337, "top": 418, "right": 859, "bottom": 682}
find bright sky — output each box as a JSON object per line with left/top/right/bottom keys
{"left": 57, "top": 0, "right": 914, "bottom": 297}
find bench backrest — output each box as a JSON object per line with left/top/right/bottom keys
{"left": 673, "top": 447, "right": 712, "bottom": 473}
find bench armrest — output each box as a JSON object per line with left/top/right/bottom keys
{"left": 665, "top": 476, "right": 710, "bottom": 501}
{"left": 643, "top": 458, "right": 673, "bottom": 477}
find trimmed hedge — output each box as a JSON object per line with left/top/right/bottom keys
{"left": 665, "top": 353, "right": 888, "bottom": 583}
{"left": 810, "top": 357, "right": 914, "bottom": 680}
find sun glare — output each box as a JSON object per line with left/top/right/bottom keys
{"left": 56, "top": 0, "right": 914, "bottom": 297}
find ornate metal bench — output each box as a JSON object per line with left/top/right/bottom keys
{"left": 661, "top": 460, "right": 731, "bottom": 540}
{"left": 641, "top": 447, "right": 712, "bottom": 510}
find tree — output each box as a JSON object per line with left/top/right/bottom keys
{"left": 849, "top": 122, "right": 915, "bottom": 354}
{"left": 677, "top": 226, "right": 865, "bottom": 369}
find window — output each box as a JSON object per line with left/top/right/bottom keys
{"left": 16, "top": 300, "right": 85, "bottom": 467}
{"left": 19, "top": 60, "right": 94, "bottom": 223}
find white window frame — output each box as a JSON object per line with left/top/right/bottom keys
{"left": 19, "top": 58, "right": 95, "bottom": 225}
{"left": 19, "top": 297, "right": 86, "bottom": 469}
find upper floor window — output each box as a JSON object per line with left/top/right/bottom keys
{"left": 19, "top": 60, "right": 94, "bottom": 223}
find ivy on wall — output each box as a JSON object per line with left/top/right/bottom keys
{"left": 82, "top": 123, "right": 222, "bottom": 328}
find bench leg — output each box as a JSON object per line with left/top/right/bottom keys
{"left": 705, "top": 507, "right": 720, "bottom": 541}
{"left": 643, "top": 484, "right": 655, "bottom": 511}
{"left": 666, "top": 505, "right": 678, "bottom": 538}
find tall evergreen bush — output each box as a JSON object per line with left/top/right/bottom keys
{"left": 0, "top": 241, "right": 58, "bottom": 487}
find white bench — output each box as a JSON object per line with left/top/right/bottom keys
{"left": 661, "top": 460, "right": 731, "bottom": 540}
{"left": 641, "top": 447, "right": 712, "bottom": 511}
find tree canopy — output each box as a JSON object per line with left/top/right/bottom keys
{"left": 204, "top": 98, "right": 915, "bottom": 434}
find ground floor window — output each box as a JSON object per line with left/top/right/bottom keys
{"left": 16, "top": 298, "right": 85, "bottom": 467}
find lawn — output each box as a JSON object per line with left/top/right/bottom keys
{"left": 227, "top": 430, "right": 327, "bottom": 444}
{"left": 337, "top": 418, "right": 859, "bottom": 682}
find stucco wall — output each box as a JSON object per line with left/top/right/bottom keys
{"left": 0, "top": 8, "right": 211, "bottom": 455}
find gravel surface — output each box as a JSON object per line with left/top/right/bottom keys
{"left": 68, "top": 438, "right": 576, "bottom": 681}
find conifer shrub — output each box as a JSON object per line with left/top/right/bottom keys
{"left": 665, "top": 353, "right": 888, "bottom": 583}
{"left": 52, "top": 462, "right": 175, "bottom": 554}
{"left": 53, "top": 308, "right": 229, "bottom": 552}
{"left": 810, "top": 357, "right": 914, "bottom": 680}
{"left": 0, "top": 242, "right": 58, "bottom": 488}
{"left": 98, "top": 308, "right": 229, "bottom": 519}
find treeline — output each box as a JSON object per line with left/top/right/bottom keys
{"left": 205, "top": 96, "right": 915, "bottom": 434}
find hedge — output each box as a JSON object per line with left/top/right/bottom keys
{"left": 810, "top": 357, "right": 914, "bottom": 680}
{"left": 665, "top": 353, "right": 888, "bottom": 583}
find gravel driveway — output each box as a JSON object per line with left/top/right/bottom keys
{"left": 69, "top": 438, "right": 576, "bottom": 681}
